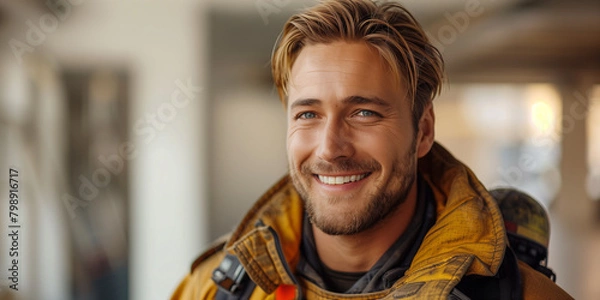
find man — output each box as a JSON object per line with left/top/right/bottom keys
{"left": 172, "top": 0, "right": 573, "bottom": 298}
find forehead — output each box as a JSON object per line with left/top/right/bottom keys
{"left": 288, "top": 41, "right": 405, "bottom": 104}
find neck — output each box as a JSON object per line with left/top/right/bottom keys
{"left": 313, "top": 182, "right": 419, "bottom": 273}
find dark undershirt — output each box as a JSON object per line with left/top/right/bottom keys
{"left": 321, "top": 262, "right": 366, "bottom": 293}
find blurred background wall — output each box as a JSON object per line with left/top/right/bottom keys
{"left": 0, "top": 0, "right": 598, "bottom": 299}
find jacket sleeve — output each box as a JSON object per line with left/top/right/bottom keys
{"left": 518, "top": 261, "right": 573, "bottom": 300}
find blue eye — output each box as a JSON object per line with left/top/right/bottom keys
{"left": 357, "top": 110, "right": 376, "bottom": 117}
{"left": 297, "top": 112, "right": 317, "bottom": 119}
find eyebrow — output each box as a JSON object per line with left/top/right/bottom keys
{"left": 290, "top": 98, "right": 321, "bottom": 110}
{"left": 290, "top": 95, "right": 392, "bottom": 110}
{"left": 343, "top": 95, "right": 391, "bottom": 108}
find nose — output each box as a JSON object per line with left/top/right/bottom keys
{"left": 316, "top": 119, "right": 355, "bottom": 162}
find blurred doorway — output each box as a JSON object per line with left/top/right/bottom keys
{"left": 62, "top": 68, "right": 130, "bottom": 300}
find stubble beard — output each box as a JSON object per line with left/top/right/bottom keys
{"left": 289, "top": 140, "right": 418, "bottom": 236}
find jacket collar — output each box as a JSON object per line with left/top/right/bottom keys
{"left": 224, "top": 176, "right": 304, "bottom": 294}
{"left": 414, "top": 142, "right": 506, "bottom": 277}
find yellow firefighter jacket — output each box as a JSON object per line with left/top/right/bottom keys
{"left": 172, "top": 143, "right": 573, "bottom": 299}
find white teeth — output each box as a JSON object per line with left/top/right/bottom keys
{"left": 318, "top": 174, "right": 367, "bottom": 185}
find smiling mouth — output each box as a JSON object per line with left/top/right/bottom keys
{"left": 316, "top": 173, "right": 370, "bottom": 185}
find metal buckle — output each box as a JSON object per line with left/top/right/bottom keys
{"left": 212, "top": 254, "right": 248, "bottom": 294}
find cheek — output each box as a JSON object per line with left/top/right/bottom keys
{"left": 354, "top": 126, "right": 413, "bottom": 163}
{"left": 287, "top": 128, "right": 315, "bottom": 167}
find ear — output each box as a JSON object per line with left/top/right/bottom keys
{"left": 416, "top": 102, "right": 435, "bottom": 158}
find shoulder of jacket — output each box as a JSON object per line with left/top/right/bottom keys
{"left": 190, "top": 233, "right": 230, "bottom": 273}
{"left": 518, "top": 261, "right": 573, "bottom": 300}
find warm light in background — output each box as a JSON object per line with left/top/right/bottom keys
{"left": 531, "top": 101, "right": 554, "bottom": 134}
{"left": 527, "top": 84, "right": 560, "bottom": 141}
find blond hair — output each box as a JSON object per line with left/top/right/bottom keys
{"left": 271, "top": 0, "right": 444, "bottom": 128}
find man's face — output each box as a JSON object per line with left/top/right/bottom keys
{"left": 286, "top": 41, "right": 432, "bottom": 235}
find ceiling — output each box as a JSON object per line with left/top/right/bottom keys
{"left": 3, "top": 0, "right": 599, "bottom": 84}
{"left": 434, "top": 0, "right": 600, "bottom": 82}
